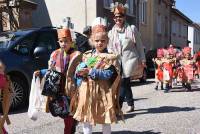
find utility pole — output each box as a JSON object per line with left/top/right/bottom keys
{"left": 84, "top": 0, "right": 87, "bottom": 27}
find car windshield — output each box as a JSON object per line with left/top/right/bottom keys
{"left": 0, "top": 33, "right": 21, "bottom": 48}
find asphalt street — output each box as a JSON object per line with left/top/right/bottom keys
{"left": 5, "top": 79, "right": 200, "bottom": 134}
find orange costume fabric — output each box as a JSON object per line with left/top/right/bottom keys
{"left": 154, "top": 58, "right": 163, "bottom": 81}
{"left": 180, "top": 59, "right": 194, "bottom": 82}
{"left": 73, "top": 51, "right": 121, "bottom": 124}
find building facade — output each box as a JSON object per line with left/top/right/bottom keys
{"left": 0, "top": 0, "right": 37, "bottom": 32}
{"left": 188, "top": 23, "right": 200, "bottom": 55}
{"left": 139, "top": 0, "right": 175, "bottom": 51}
{"left": 31, "top": 0, "right": 138, "bottom": 33}
{"left": 171, "top": 8, "right": 192, "bottom": 48}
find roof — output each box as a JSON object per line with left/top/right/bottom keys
{"left": 23, "top": 0, "right": 37, "bottom": 5}
{"left": 192, "top": 23, "right": 200, "bottom": 31}
{"left": 172, "top": 8, "right": 193, "bottom": 24}
{"left": 20, "top": 0, "right": 38, "bottom": 10}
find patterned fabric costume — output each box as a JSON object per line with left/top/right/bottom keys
{"left": 38, "top": 28, "right": 81, "bottom": 134}
{"left": 179, "top": 47, "right": 194, "bottom": 91}
{"left": 73, "top": 50, "right": 121, "bottom": 125}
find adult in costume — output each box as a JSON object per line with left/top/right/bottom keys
{"left": 108, "top": 2, "right": 146, "bottom": 112}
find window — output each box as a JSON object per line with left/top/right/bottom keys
{"left": 126, "top": 0, "right": 134, "bottom": 16}
{"left": 172, "top": 20, "right": 179, "bottom": 35}
{"left": 140, "top": 0, "right": 147, "bottom": 23}
{"left": 181, "top": 25, "right": 187, "bottom": 37}
{"left": 164, "top": 17, "right": 168, "bottom": 36}
{"left": 103, "top": 0, "right": 135, "bottom": 16}
{"left": 172, "top": 20, "right": 176, "bottom": 34}
{"left": 178, "top": 22, "right": 181, "bottom": 36}
{"left": 13, "top": 34, "right": 36, "bottom": 55}
{"left": 158, "top": 0, "right": 162, "bottom": 5}
{"left": 157, "top": 14, "right": 162, "bottom": 34}
{"left": 36, "top": 32, "right": 57, "bottom": 54}
{"left": 103, "top": 0, "right": 112, "bottom": 9}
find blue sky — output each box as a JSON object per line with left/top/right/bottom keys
{"left": 176, "top": 0, "right": 200, "bottom": 23}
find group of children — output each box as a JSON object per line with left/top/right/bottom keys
{"left": 28, "top": 16, "right": 122, "bottom": 134}
{"left": 153, "top": 45, "right": 198, "bottom": 93}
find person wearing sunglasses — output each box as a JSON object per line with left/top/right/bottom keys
{"left": 108, "top": 2, "right": 146, "bottom": 113}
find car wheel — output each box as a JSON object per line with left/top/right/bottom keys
{"left": 139, "top": 69, "right": 147, "bottom": 83}
{"left": 9, "top": 76, "right": 28, "bottom": 110}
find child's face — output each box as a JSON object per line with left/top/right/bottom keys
{"left": 58, "top": 37, "right": 72, "bottom": 51}
{"left": 185, "top": 54, "right": 191, "bottom": 59}
{"left": 92, "top": 32, "right": 108, "bottom": 53}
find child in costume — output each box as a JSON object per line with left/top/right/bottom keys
{"left": 153, "top": 48, "right": 164, "bottom": 90}
{"left": 176, "top": 51, "right": 184, "bottom": 83}
{"left": 73, "top": 17, "right": 121, "bottom": 134}
{"left": 194, "top": 51, "right": 200, "bottom": 78}
{"left": 180, "top": 47, "right": 194, "bottom": 91}
{"left": 0, "top": 61, "right": 7, "bottom": 90}
{"left": 34, "top": 28, "right": 81, "bottom": 134}
{"left": 162, "top": 47, "right": 176, "bottom": 93}
{"left": 0, "top": 60, "right": 12, "bottom": 134}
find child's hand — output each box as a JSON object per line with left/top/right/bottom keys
{"left": 78, "top": 68, "right": 90, "bottom": 76}
{"left": 34, "top": 70, "right": 40, "bottom": 77}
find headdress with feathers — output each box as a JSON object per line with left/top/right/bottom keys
{"left": 110, "top": 1, "right": 129, "bottom": 15}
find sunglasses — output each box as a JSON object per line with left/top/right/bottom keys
{"left": 114, "top": 15, "right": 124, "bottom": 19}
{"left": 58, "top": 39, "right": 69, "bottom": 43}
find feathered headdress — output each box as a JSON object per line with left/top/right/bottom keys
{"left": 91, "top": 17, "right": 107, "bottom": 34}
{"left": 110, "top": 1, "right": 129, "bottom": 15}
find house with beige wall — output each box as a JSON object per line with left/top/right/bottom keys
{"left": 188, "top": 23, "right": 200, "bottom": 55}
{"left": 171, "top": 8, "right": 192, "bottom": 48}
{"left": 139, "top": 0, "right": 175, "bottom": 51}
{"left": 0, "top": 0, "right": 37, "bottom": 32}
{"left": 31, "top": 0, "right": 138, "bottom": 33}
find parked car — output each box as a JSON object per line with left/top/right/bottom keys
{"left": 146, "top": 49, "right": 157, "bottom": 78}
{"left": 0, "top": 27, "right": 90, "bottom": 110}
{"left": 130, "top": 60, "right": 147, "bottom": 83}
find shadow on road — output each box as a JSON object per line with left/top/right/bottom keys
{"left": 124, "top": 106, "right": 197, "bottom": 119}
{"left": 9, "top": 107, "right": 27, "bottom": 115}
{"left": 130, "top": 80, "right": 154, "bottom": 87}
{"left": 93, "top": 130, "right": 161, "bottom": 134}
{"left": 170, "top": 86, "right": 200, "bottom": 92}
{"left": 134, "top": 98, "right": 148, "bottom": 101}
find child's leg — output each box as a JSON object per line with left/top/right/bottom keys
{"left": 64, "top": 116, "right": 75, "bottom": 134}
{"left": 83, "top": 122, "right": 92, "bottom": 134}
{"left": 154, "top": 81, "right": 159, "bottom": 90}
{"left": 161, "top": 82, "right": 163, "bottom": 90}
{"left": 102, "top": 124, "right": 111, "bottom": 134}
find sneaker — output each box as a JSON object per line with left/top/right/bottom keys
{"left": 161, "top": 85, "right": 164, "bottom": 90}
{"left": 185, "top": 84, "right": 192, "bottom": 92}
{"left": 164, "top": 88, "right": 169, "bottom": 93}
{"left": 125, "top": 105, "right": 134, "bottom": 113}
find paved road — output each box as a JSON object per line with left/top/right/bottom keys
{"left": 5, "top": 79, "right": 200, "bottom": 134}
